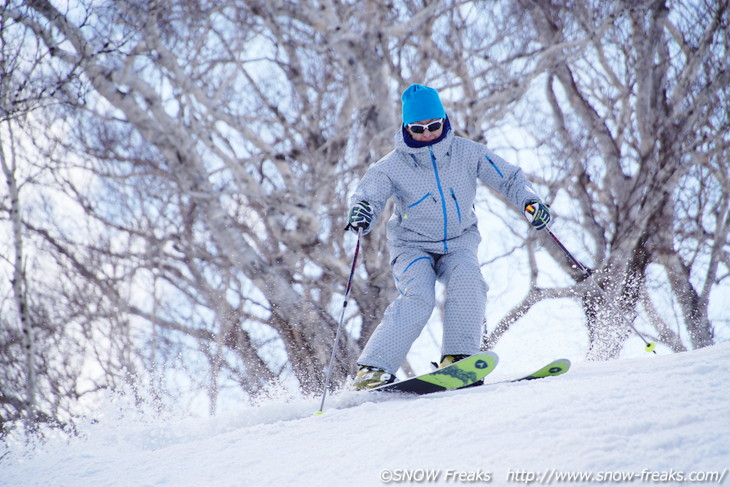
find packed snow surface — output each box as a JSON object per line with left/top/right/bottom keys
{"left": 2, "top": 342, "right": 729, "bottom": 486}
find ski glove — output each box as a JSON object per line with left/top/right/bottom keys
{"left": 346, "top": 201, "right": 373, "bottom": 233}
{"left": 524, "top": 199, "right": 551, "bottom": 231}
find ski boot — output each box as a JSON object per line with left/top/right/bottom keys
{"left": 437, "top": 354, "right": 470, "bottom": 368}
{"left": 351, "top": 366, "right": 396, "bottom": 391}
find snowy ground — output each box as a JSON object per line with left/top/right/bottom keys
{"left": 2, "top": 342, "right": 729, "bottom": 487}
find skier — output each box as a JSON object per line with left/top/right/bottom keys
{"left": 346, "top": 84, "right": 551, "bottom": 390}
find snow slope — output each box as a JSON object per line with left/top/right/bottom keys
{"left": 2, "top": 342, "right": 729, "bottom": 487}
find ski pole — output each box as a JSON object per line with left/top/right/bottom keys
{"left": 542, "top": 225, "right": 657, "bottom": 354}
{"left": 316, "top": 228, "right": 363, "bottom": 415}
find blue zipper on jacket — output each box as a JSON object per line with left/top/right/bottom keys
{"left": 408, "top": 193, "right": 432, "bottom": 208}
{"left": 429, "top": 147, "right": 449, "bottom": 252}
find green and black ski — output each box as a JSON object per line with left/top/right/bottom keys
{"left": 369, "top": 355, "right": 569, "bottom": 395}
{"left": 458, "top": 358, "right": 571, "bottom": 390}
{"left": 370, "top": 351, "right": 499, "bottom": 394}
{"left": 513, "top": 358, "right": 571, "bottom": 381}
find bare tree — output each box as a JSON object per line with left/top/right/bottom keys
{"left": 1, "top": 1, "right": 59, "bottom": 432}
{"left": 482, "top": 0, "right": 730, "bottom": 358}
{"left": 2, "top": 0, "right": 152, "bottom": 432}
{"left": 0, "top": 121, "right": 36, "bottom": 431}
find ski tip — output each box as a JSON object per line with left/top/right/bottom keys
{"left": 518, "top": 358, "right": 571, "bottom": 381}
{"left": 549, "top": 358, "right": 571, "bottom": 372}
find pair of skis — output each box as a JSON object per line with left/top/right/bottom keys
{"left": 370, "top": 351, "right": 569, "bottom": 395}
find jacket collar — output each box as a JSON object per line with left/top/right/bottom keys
{"left": 393, "top": 123, "right": 454, "bottom": 162}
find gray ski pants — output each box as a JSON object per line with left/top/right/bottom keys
{"left": 357, "top": 247, "right": 488, "bottom": 375}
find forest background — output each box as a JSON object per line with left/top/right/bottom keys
{"left": 1, "top": 0, "right": 728, "bottom": 434}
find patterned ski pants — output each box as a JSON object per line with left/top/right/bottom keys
{"left": 357, "top": 247, "right": 488, "bottom": 375}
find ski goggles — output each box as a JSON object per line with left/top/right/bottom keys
{"left": 406, "top": 119, "right": 444, "bottom": 134}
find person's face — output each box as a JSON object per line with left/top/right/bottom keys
{"left": 406, "top": 118, "right": 444, "bottom": 142}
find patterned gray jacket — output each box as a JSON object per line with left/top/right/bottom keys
{"left": 351, "top": 127, "right": 540, "bottom": 255}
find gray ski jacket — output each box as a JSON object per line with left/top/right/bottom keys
{"left": 351, "top": 127, "right": 540, "bottom": 255}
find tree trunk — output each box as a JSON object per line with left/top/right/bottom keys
{"left": 0, "top": 124, "right": 36, "bottom": 429}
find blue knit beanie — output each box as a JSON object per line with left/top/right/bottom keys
{"left": 401, "top": 84, "right": 446, "bottom": 126}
